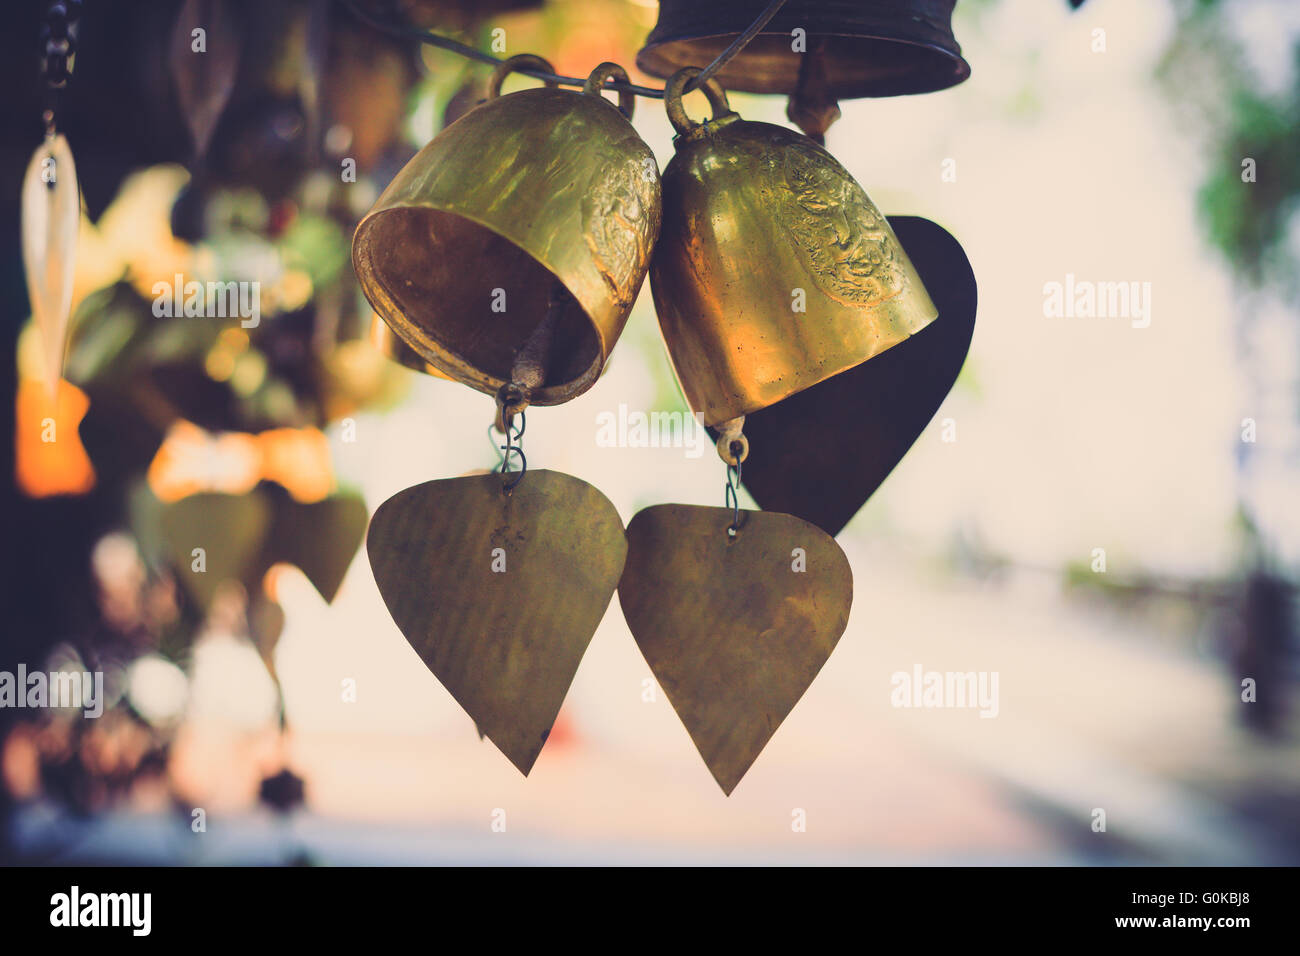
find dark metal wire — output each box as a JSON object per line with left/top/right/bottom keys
{"left": 725, "top": 441, "right": 745, "bottom": 537}
{"left": 497, "top": 409, "right": 526, "bottom": 492}
{"left": 691, "top": 0, "right": 787, "bottom": 92}
{"left": 339, "top": 0, "right": 787, "bottom": 98}
{"left": 486, "top": 420, "right": 517, "bottom": 469}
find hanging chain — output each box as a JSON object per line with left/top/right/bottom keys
{"left": 494, "top": 384, "right": 528, "bottom": 493}
{"left": 340, "top": 0, "right": 787, "bottom": 98}
{"left": 40, "top": 0, "right": 84, "bottom": 137}
{"left": 724, "top": 442, "right": 745, "bottom": 538}
{"left": 715, "top": 418, "right": 748, "bottom": 537}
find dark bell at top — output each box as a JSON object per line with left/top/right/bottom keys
{"left": 637, "top": 0, "right": 970, "bottom": 138}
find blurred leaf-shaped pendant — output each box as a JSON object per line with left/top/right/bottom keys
{"left": 619, "top": 505, "right": 853, "bottom": 795}
{"left": 169, "top": 0, "right": 242, "bottom": 159}
{"left": 159, "top": 490, "right": 273, "bottom": 613}
{"left": 21, "top": 133, "right": 80, "bottom": 397}
{"left": 368, "top": 470, "right": 627, "bottom": 775}
{"left": 259, "top": 492, "right": 369, "bottom": 604}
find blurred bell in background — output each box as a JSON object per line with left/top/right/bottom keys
{"left": 637, "top": 0, "right": 970, "bottom": 140}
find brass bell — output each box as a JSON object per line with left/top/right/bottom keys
{"left": 650, "top": 69, "right": 937, "bottom": 427}
{"left": 637, "top": 1, "right": 970, "bottom": 138}
{"left": 353, "top": 57, "right": 661, "bottom": 406}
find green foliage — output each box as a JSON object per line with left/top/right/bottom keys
{"left": 1163, "top": 0, "right": 1300, "bottom": 292}
{"left": 1198, "top": 84, "right": 1300, "bottom": 288}
{"left": 280, "top": 212, "right": 349, "bottom": 287}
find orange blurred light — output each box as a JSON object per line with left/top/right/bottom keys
{"left": 146, "top": 421, "right": 262, "bottom": 503}
{"left": 145, "top": 420, "right": 335, "bottom": 503}
{"left": 257, "top": 427, "right": 334, "bottom": 503}
{"left": 15, "top": 378, "right": 95, "bottom": 498}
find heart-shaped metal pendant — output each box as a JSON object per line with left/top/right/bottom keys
{"left": 619, "top": 504, "right": 853, "bottom": 794}
{"left": 367, "top": 469, "right": 626, "bottom": 775}
{"left": 721, "top": 215, "right": 977, "bottom": 536}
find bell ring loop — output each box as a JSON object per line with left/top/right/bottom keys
{"left": 496, "top": 382, "right": 530, "bottom": 419}
{"left": 582, "top": 62, "right": 637, "bottom": 121}
{"left": 487, "top": 54, "right": 560, "bottom": 99}
{"left": 664, "top": 67, "right": 734, "bottom": 136}
{"left": 716, "top": 432, "right": 748, "bottom": 467}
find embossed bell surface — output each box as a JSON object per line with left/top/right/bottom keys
{"left": 650, "top": 70, "right": 937, "bottom": 426}
{"left": 619, "top": 504, "right": 853, "bottom": 794}
{"left": 638, "top": 0, "right": 969, "bottom": 99}
{"left": 353, "top": 58, "right": 661, "bottom": 406}
{"left": 367, "top": 470, "right": 627, "bottom": 775}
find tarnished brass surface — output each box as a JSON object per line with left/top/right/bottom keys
{"left": 353, "top": 58, "right": 661, "bottom": 406}
{"left": 619, "top": 504, "right": 853, "bottom": 794}
{"left": 717, "top": 216, "right": 977, "bottom": 537}
{"left": 367, "top": 470, "right": 627, "bottom": 775}
{"left": 650, "top": 69, "right": 937, "bottom": 426}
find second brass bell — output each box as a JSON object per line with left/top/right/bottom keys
{"left": 353, "top": 57, "right": 661, "bottom": 405}
{"left": 651, "top": 69, "right": 938, "bottom": 426}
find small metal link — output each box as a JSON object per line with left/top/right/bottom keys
{"left": 724, "top": 440, "right": 745, "bottom": 537}
{"left": 499, "top": 410, "right": 526, "bottom": 492}
{"left": 493, "top": 385, "right": 528, "bottom": 493}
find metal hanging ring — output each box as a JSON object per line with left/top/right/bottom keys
{"left": 716, "top": 431, "right": 748, "bottom": 466}
{"left": 583, "top": 62, "right": 637, "bottom": 120}
{"left": 664, "top": 67, "right": 734, "bottom": 136}
{"left": 488, "top": 54, "right": 560, "bottom": 99}
{"left": 494, "top": 382, "right": 530, "bottom": 432}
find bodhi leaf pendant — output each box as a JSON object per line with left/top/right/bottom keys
{"left": 620, "top": 505, "right": 853, "bottom": 795}
{"left": 368, "top": 469, "right": 626, "bottom": 775}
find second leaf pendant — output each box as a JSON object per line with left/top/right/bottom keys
{"left": 620, "top": 505, "right": 852, "bottom": 795}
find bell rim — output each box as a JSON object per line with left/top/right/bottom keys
{"left": 686, "top": 307, "right": 938, "bottom": 427}
{"left": 663, "top": 285, "right": 940, "bottom": 428}
{"left": 636, "top": 33, "right": 970, "bottom": 98}
{"left": 352, "top": 205, "right": 609, "bottom": 406}
{"left": 367, "top": 313, "right": 454, "bottom": 379}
